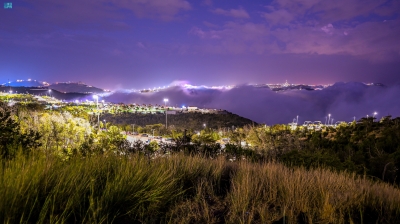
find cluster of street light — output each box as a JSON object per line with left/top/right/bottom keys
{"left": 89, "top": 96, "right": 209, "bottom": 132}
{"left": 290, "top": 111, "right": 379, "bottom": 130}
{"left": 91, "top": 95, "right": 171, "bottom": 130}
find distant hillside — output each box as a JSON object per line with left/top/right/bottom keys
{"left": 49, "top": 82, "right": 105, "bottom": 94}
{"left": 1, "top": 80, "right": 106, "bottom": 94}
{"left": 101, "top": 112, "right": 256, "bottom": 130}
{"left": 2, "top": 79, "right": 48, "bottom": 87}
{"left": 0, "top": 86, "right": 92, "bottom": 101}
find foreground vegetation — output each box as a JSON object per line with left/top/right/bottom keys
{"left": 2, "top": 154, "right": 400, "bottom": 223}
{"left": 2, "top": 99, "right": 400, "bottom": 223}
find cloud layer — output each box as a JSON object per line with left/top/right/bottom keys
{"left": 101, "top": 82, "right": 400, "bottom": 125}
{"left": 211, "top": 7, "right": 250, "bottom": 19}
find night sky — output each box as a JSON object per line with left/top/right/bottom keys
{"left": 1, "top": 0, "right": 399, "bottom": 90}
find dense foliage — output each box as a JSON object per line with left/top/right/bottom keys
{"left": 100, "top": 111, "right": 256, "bottom": 130}
{"left": 0, "top": 102, "right": 41, "bottom": 159}
{"left": 2, "top": 99, "right": 400, "bottom": 223}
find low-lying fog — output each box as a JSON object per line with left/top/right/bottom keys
{"left": 99, "top": 82, "right": 400, "bottom": 125}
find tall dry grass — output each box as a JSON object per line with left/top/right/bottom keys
{"left": 1, "top": 154, "right": 400, "bottom": 223}
{"left": 224, "top": 162, "right": 400, "bottom": 224}
{"left": 0, "top": 154, "right": 182, "bottom": 223}
{"left": 167, "top": 159, "right": 400, "bottom": 224}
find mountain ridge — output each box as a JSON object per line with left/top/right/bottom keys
{"left": 1, "top": 80, "right": 107, "bottom": 94}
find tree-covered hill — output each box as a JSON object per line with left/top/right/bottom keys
{"left": 48, "top": 82, "right": 106, "bottom": 94}
{"left": 100, "top": 111, "right": 257, "bottom": 130}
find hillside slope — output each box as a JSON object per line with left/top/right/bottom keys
{"left": 101, "top": 112, "right": 257, "bottom": 130}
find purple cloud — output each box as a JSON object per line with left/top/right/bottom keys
{"left": 116, "top": 0, "right": 191, "bottom": 21}
{"left": 185, "top": 0, "right": 400, "bottom": 62}
{"left": 190, "top": 22, "right": 272, "bottom": 54}
{"left": 203, "top": 0, "right": 213, "bottom": 6}
{"left": 270, "top": 0, "right": 389, "bottom": 23}
{"left": 211, "top": 7, "right": 250, "bottom": 19}
{"left": 262, "top": 8, "right": 294, "bottom": 25}
{"left": 190, "top": 18, "right": 400, "bottom": 62}
{"left": 273, "top": 19, "right": 400, "bottom": 61}
{"left": 0, "top": 0, "right": 191, "bottom": 35}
